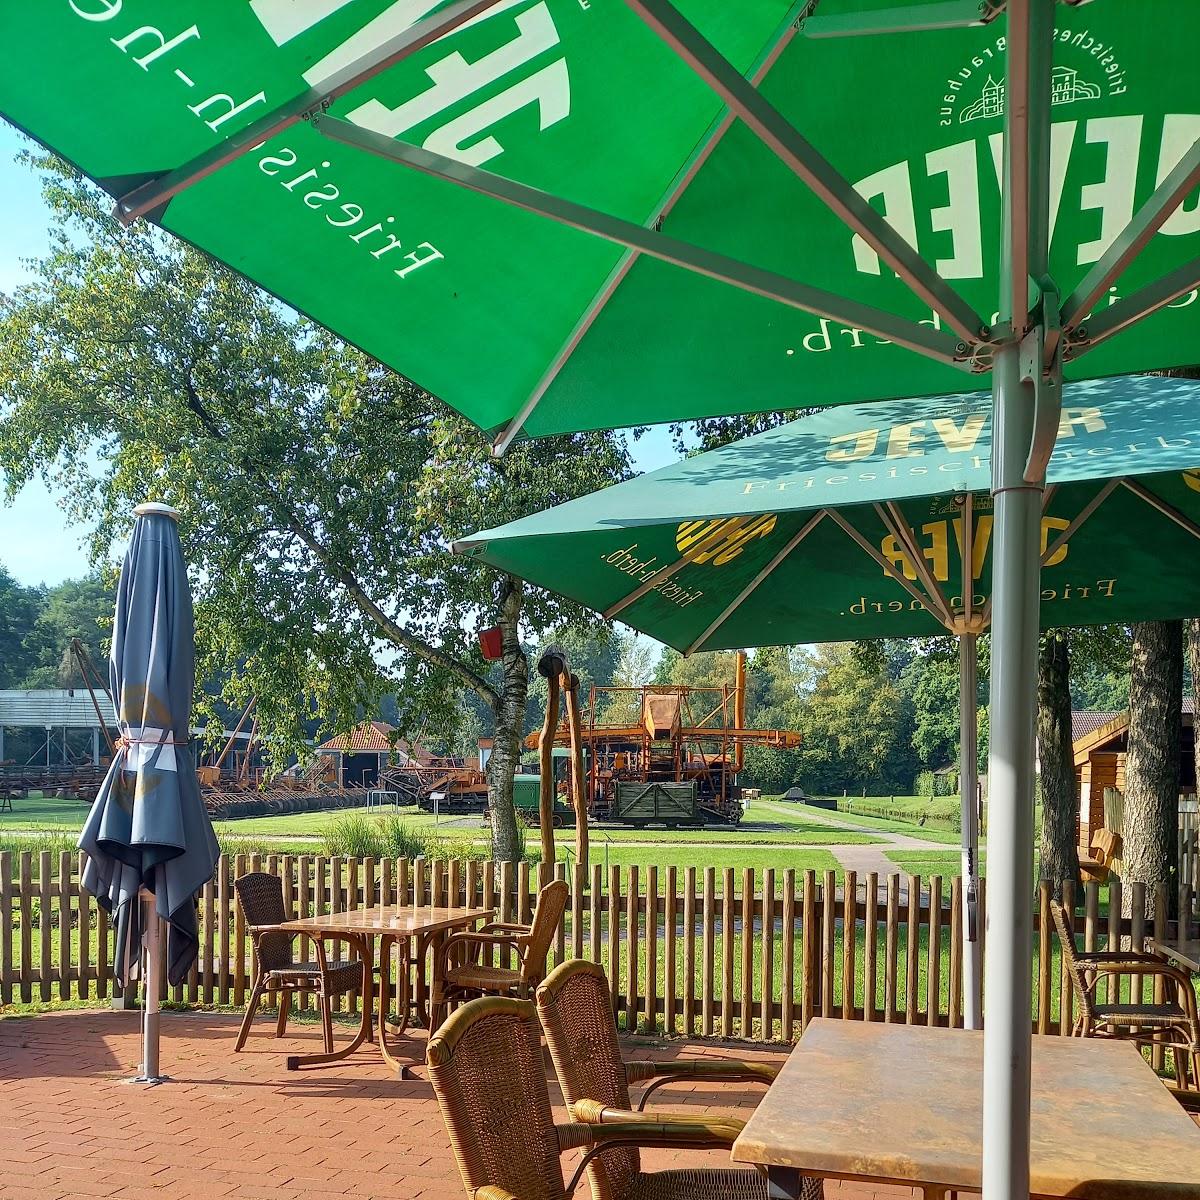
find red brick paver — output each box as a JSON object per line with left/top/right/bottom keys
{"left": 0, "top": 1011, "right": 918, "bottom": 1200}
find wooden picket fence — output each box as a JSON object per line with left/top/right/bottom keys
{"left": 1181, "top": 806, "right": 1199, "bottom": 913}
{"left": 0, "top": 850, "right": 1193, "bottom": 1048}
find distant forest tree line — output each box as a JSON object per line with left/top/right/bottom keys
{"left": 0, "top": 558, "right": 1146, "bottom": 799}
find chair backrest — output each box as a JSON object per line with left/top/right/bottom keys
{"left": 1091, "top": 828, "right": 1123, "bottom": 868}
{"left": 537, "top": 959, "right": 639, "bottom": 1200}
{"left": 234, "top": 871, "right": 293, "bottom": 974}
{"left": 427, "top": 996, "right": 566, "bottom": 1200}
{"left": 520, "top": 879, "right": 570, "bottom": 987}
{"left": 1049, "top": 899, "right": 1096, "bottom": 1025}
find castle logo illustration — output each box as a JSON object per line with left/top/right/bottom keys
{"left": 960, "top": 65, "right": 1102, "bottom": 123}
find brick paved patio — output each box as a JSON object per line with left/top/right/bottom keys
{"left": 0, "top": 1010, "right": 918, "bottom": 1200}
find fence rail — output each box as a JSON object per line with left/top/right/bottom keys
{"left": 0, "top": 851, "right": 1194, "bottom": 1046}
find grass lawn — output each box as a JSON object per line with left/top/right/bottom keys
{"left": 561, "top": 845, "right": 842, "bottom": 885}
{"left": 886, "top": 849, "right": 980, "bottom": 877}
{"left": 819, "top": 807, "right": 964, "bottom": 845}
{"left": 0, "top": 794, "right": 93, "bottom": 828}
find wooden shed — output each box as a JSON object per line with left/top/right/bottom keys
{"left": 1072, "top": 699, "right": 1195, "bottom": 848}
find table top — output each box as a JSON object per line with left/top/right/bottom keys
{"left": 280, "top": 905, "right": 493, "bottom": 938}
{"left": 1151, "top": 937, "right": 1200, "bottom": 973}
{"left": 731, "top": 1019, "right": 1200, "bottom": 1198}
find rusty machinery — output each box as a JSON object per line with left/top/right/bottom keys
{"left": 525, "top": 652, "right": 802, "bottom": 828}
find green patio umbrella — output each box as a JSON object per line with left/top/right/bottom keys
{"left": 5, "top": 4, "right": 1200, "bottom": 1194}
{"left": 0, "top": 4, "right": 1194, "bottom": 445}
{"left": 456, "top": 371, "right": 1200, "bottom": 1033}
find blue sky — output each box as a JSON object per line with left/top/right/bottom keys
{"left": 0, "top": 123, "right": 680, "bottom": 588}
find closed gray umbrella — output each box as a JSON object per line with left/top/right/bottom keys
{"left": 79, "top": 502, "right": 219, "bottom": 1081}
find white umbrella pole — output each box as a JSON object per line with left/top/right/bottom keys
{"left": 136, "top": 889, "right": 166, "bottom": 1084}
{"left": 959, "top": 632, "right": 982, "bottom": 1031}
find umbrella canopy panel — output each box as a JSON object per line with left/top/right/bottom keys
{"left": 457, "top": 374, "right": 1200, "bottom": 647}
{"left": 2, "top": 4, "right": 1198, "bottom": 439}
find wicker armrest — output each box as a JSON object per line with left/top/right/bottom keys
{"left": 480, "top": 921, "right": 531, "bottom": 935}
{"left": 472, "top": 1187, "right": 520, "bottom": 1200}
{"left": 439, "top": 930, "right": 528, "bottom": 969}
{"left": 1084, "top": 958, "right": 1196, "bottom": 988}
{"left": 570, "top": 1100, "right": 743, "bottom": 1145}
{"left": 247, "top": 924, "right": 296, "bottom": 936}
{"left": 1076, "top": 950, "right": 1167, "bottom": 966}
{"left": 555, "top": 1116, "right": 744, "bottom": 1151}
{"left": 444, "top": 931, "right": 529, "bottom": 951}
{"left": 624, "top": 1058, "right": 777, "bottom": 1085}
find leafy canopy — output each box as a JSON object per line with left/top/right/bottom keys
{"left": 0, "top": 154, "right": 630, "bottom": 762}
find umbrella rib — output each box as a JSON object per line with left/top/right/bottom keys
{"left": 877, "top": 501, "right": 954, "bottom": 624}
{"left": 621, "top": 0, "right": 987, "bottom": 345}
{"left": 826, "top": 509, "right": 952, "bottom": 628}
{"left": 1121, "top": 479, "right": 1200, "bottom": 542}
{"left": 602, "top": 516, "right": 756, "bottom": 621}
{"left": 1040, "top": 477, "right": 1119, "bottom": 565}
{"left": 1068, "top": 255, "right": 1200, "bottom": 355}
{"left": 1062, "top": 137, "right": 1200, "bottom": 330}
{"left": 801, "top": 0, "right": 1003, "bottom": 38}
{"left": 684, "top": 510, "right": 827, "bottom": 655}
{"left": 113, "top": 0, "right": 501, "bottom": 224}
{"left": 490, "top": 4, "right": 806, "bottom": 454}
{"left": 314, "top": 116, "right": 969, "bottom": 367}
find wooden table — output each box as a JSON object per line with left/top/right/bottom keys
{"left": 279, "top": 904, "right": 492, "bottom": 1074}
{"left": 1152, "top": 937, "right": 1200, "bottom": 973}
{"left": 731, "top": 1019, "right": 1200, "bottom": 1199}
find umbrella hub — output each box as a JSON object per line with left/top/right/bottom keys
{"left": 948, "top": 611, "right": 989, "bottom": 637}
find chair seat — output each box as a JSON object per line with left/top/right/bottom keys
{"left": 444, "top": 962, "right": 523, "bottom": 992}
{"left": 267, "top": 960, "right": 362, "bottom": 994}
{"left": 628, "top": 1168, "right": 822, "bottom": 1200}
{"left": 1094, "top": 1002, "right": 1192, "bottom": 1030}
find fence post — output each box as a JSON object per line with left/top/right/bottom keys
{"left": 721, "top": 867, "right": 735, "bottom": 1038}
{"left": 801, "top": 870, "right": 816, "bottom": 1031}
{"left": 781, "top": 869, "right": 796, "bottom": 1041}
{"left": 701, "top": 867, "right": 715, "bottom": 1037}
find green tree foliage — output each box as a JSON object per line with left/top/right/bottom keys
{"left": 790, "top": 644, "right": 911, "bottom": 795}
{"left": 0, "top": 566, "right": 44, "bottom": 688}
{"left": 0, "top": 567, "right": 113, "bottom": 688}
{"left": 0, "top": 155, "right": 629, "bottom": 859}
{"left": 595, "top": 631, "right": 660, "bottom": 726}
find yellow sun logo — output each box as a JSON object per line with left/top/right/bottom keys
{"left": 675, "top": 515, "right": 777, "bottom": 567}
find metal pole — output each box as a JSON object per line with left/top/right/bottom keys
{"left": 959, "top": 632, "right": 982, "bottom": 1030}
{"left": 983, "top": 348, "right": 1041, "bottom": 1200}
{"left": 984, "top": 5, "right": 1054, "bottom": 1197}
{"left": 136, "top": 890, "right": 165, "bottom": 1084}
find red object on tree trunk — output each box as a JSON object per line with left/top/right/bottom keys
{"left": 478, "top": 626, "right": 504, "bottom": 661}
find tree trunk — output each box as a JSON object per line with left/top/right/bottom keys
{"left": 1123, "top": 620, "right": 1182, "bottom": 916}
{"left": 486, "top": 577, "right": 528, "bottom": 864}
{"left": 1037, "top": 630, "right": 1079, "bottom": 885}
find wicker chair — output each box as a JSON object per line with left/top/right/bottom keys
{"left": 1051, "top": 899, "right": 1200, "bottom": 1087}
{"left": 536, "top": 959, "right": 822, "bottom": 1200}
{"left": 428, "top": 995, "right": 786, "bottom": 1200}
{"left": 233, "top": 871, "right": 364, "bottom": 1053}
{"left": 431, "top": 879, "right": 569, "bottom": 1027}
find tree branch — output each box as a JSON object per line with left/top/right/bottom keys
{"left": 180, "top": 376, "right": 502, "bottom": 713}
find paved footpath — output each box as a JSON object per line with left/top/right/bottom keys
{"left": 778, "top": 804, "right": 961, "bottom": 896}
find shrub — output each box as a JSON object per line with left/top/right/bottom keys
{"left": 321, "top": 813, "right": 387, "bottom": 859}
